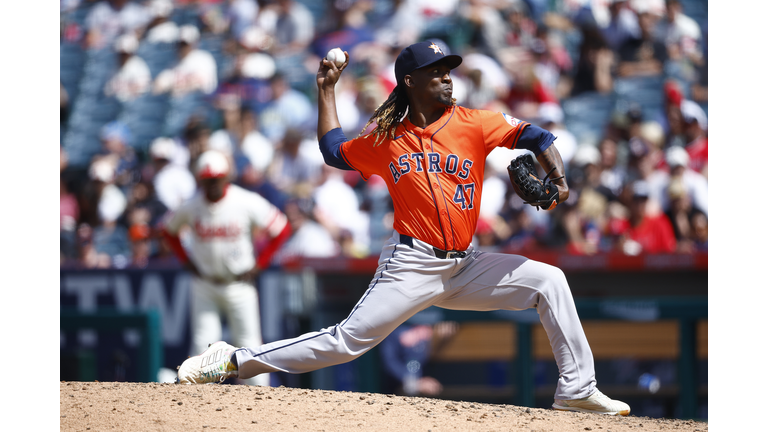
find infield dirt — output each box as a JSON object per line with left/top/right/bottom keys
{"left": 60, "top": 381, "right": 708, "bottom": 431}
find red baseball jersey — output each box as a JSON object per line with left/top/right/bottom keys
{"left": 339, "top": 105, "right": 532, "bottom": 251}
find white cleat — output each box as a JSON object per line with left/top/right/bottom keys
{"left": 176, "top": 341, "right": 239, "bottom": 384}
{"left": 552, "top": 389, "right": 631, "bottom": 416}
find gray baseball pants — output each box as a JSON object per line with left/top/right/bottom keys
{"left": 233, "top": 231, "right": 596, "bottom": 400}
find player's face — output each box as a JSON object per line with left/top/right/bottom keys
{"left": 201, "top": 176, "right": 228, "bottom": 202}
{"left": 409, "top": 60, "right": 454, "bottom": 106}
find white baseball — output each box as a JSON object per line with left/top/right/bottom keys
{"left": 325, "top": 47, "right": 345, "bottom": 68}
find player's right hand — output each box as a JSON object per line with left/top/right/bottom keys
{"left": 316, "top": 51, "right": 348, "bottom": 90}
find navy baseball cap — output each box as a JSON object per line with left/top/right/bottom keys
{"left": 394, "top": 41, "right": 462, "bottom": 86}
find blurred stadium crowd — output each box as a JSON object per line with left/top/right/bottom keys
{"left": 59, "top": 0, "right": 708, "bottom": 269}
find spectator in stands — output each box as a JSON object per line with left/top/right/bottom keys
{"left": 353, "top": 77, "right": 388, "bottom": 134}
{"left": 209, "top": 98, "right": 245, "bottom": 158}
{"left": 197, "top": 1, "right": 230, "bottom": 36}
{"left": 569, "top": 24, "right": 614, "bottom": 96}
{"left": 690, "top": 52, "right": 707, "bottom": 104}
{"left": 94, "top": 120, "right": 140, "bottom": 193}
{"left": 257, "top": 0, "right": 315, "bottom": 55}
{"left": 614, "top": 180, "right": 677, "bottom": 255}
{"left": 605, "top": 102, "right": 644, "bottom": 149}
{"left": 258, "top": 73, "right": 313, "bottom": 142}
{"left": 679, "top": 99, "right": 707, "bottom": 178}
{"left": 81, "top": 157, "right": 127, "bottom": 227}
{"left": 597, "top": 137, "right": 626, "bottom": 199}
{"left": 663, "top": 178, "right": 696, "bottom": 254}
{"left": 214, "top": 52, "right": 275, "bottom": 115}
{"left": 210, "top": 102, "right": 275, "bottom": 182}
{"left": 126, "top": 207, "right": 154, "bottom": 268}
{"left": 380, "top": 320, "right": 459, "bottom": 396}
{"left": 330, "top": 73, "right": 362, "bottom": 134}
{"left": 463, "top": 68, "right": 498, "bottom": 111}
{"left": 143, "top": 0, "right": 179, "bottom": 44}
{"left": 501, "top": 1, "right": 537, "bottom": 50}
{"left": 616, "top": 11, "right": 668, "bottom": 77}
{"left": 75, "top": 223, "right": 112, "bottom": 269}
{"left": 599, "top": 0, "right": 640, "bottom": 52}
{"left": 239, "top": 107, "right": 276, "bottom": 175}
{"left": 237, "top": 161, "right": 288, "bottom": 211}
{"left": 84, "top": 0, "right": 151, "bottom": 50}
{"left": 457, "top": 0, "right": 508, "bottom": 57}
{"left": 226, "top": 0, "right": 260, "bottom": 40}
{"left": 149, "top": 137, "right": 197, "bottom": 212}
{"left": 563, "top": 145, "right": 613, "bottom": 255}
{"left": 61, "top": 173, "right": 80, "bottom": 262}
{"left": 105, "top": 33, "right": 151, "bottom": 102}
{"left": 370, "top": 1, "right": 426, "bottom": 49}
{"left": 87, "top": 159, "right": 132, "bottom": 268}
{"left": 559, "top": 201, "right": 603, "bottom": 256}
{"left": 530, "top": 26, "right": 572, "bottom": 100}
{"left": 153, "top": 25, "right": 218, "bottom": 97}
{"left": 312, "top": 165, "right": 371, "bottom": 258}
{"left": 656, "top": 0, "right": 703, "bottom": 72}
{"left": 690, "top": 209, "right": 707, "bottom": 252}
{"left": 266, "top": 128, "right": 321, "bottom": 198}
{"left": 502, "top": 202, "right": 544, "bottom": 253}
{"left": 659, "top": 80, "right": 687, "bottom": 147}
{"left": 624, "top": 136, "right": 664, "bottom": 212}
{"left": 659, "top": 146, "right": 708, "bottom": 216}
{"left": 271, "top": 198, "right": 339, "bottom": 265}
{"left": 569, "top": 144, "right": 605, "bottom": 196}
{"left": 311, "top": 0, "right": 376, "bottom": 59}
{"left": 181, "top": 117, "right": 213, "bottom": 171}
{"left": 125, "top": 178, "right": 169, "bottom": 230}
{"left": 503, "top": 56, "right": 558, "bottom": 121}
{"left": 639, "top": 120, "right": 667, "bottom": 171}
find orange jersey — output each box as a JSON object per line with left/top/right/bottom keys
{"left": 339, "top": 105, "right": 540, "bottom": 251}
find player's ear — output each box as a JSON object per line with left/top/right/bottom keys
{"left": 403, "top": 74, "right": 414, "bottom": 88}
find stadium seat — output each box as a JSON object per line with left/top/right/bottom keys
{"left": 137, "top": 42, "right": 178, "bottom": 78}
{"left": 562, "top": 91, "right": 617, "bottom": 145}
{"left": 612, "top": 75, "right": 666, "bottom": 123}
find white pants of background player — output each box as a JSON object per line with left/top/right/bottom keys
{"left": 233, "top": 231, "right": 595, "bottom": 400}
{"left": 191, "top": 277, "right": 270, "bottom": 386}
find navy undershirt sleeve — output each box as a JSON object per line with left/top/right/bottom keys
{"left": 515, "top": 124, "right": 556, "bottom": 156}
{"left": 318, "top": 127, "right": 353, "bottom": 170}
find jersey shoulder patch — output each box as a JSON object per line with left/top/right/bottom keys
{"left": 502, "top": 112, "right": 522, "bottom": 128}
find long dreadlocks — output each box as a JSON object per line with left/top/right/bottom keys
{"left": 357, "top": 85, "right": 456, "bottom": 146}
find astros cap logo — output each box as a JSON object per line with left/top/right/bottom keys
{"left": 394, "top": 41, "right": 462, "bottom": 86}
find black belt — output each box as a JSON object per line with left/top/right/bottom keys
{"left": 399, "top": 234, "right": 468, "bottom": 259}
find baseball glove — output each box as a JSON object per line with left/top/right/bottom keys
{"left": 507, "top": 154, "right": 562, "bottom": 210}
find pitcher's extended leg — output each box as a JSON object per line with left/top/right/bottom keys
{"left": 436, "top": 252, "right": 595, "bottom": 400}
{"left": 234, "top": 243, "right": 451, "bottom": 379}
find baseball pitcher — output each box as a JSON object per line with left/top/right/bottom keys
{"left": 177, "top": 43, "right": 630, "bottom": 415}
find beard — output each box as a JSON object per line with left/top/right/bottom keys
{"left": 437, "top": 92, "right": 454, "bottom": 106}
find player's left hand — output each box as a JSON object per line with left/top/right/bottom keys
{"left": 507, "top": 154, "right": 562, "bottom": 211}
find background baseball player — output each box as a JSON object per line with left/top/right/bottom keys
{"left": 177, "top": 43, "right": 630, "bottom": 415}
{"left": 163, "top": 150, "right": 291, "bottom": 386}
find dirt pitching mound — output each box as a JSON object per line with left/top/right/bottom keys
{"left": 60, "top": 382, "right": 708, "bottom": 431}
